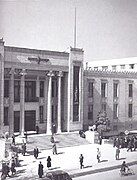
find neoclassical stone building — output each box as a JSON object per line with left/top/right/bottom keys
{"left": 1, "top": 38, "right": 137, "bottom": 136}
{"left": 0, "top": 39, "right": 83, "bottom": 136}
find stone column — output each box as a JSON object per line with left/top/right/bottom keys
{"left": 20, "top": 70, "right": 26, "bottom": 136}
{"left": 46, "top": 71, "right": 54, "bottom": 135}
{"left": 9, "top": 68, "right": 14, "bottom": 135}
{"left": 57, "top": 71, "right": 63, "bottom": 133}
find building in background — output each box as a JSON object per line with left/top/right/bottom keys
{"left": 1, "top": 38, "right": 137, "bottom": 136}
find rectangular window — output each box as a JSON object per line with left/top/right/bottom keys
{"left": 88, "top": 82, "right": 94, "bottom": 97}
{"left": 39, "top": 106, "right": 44, "bottom": 123}
{"left": 113, "top": 104, "right": 118, "bottom": 119}
{"left": 94, "top": 67, "right": 98, "bottom": 71}
{"left": 101, "top": 103, "right": 106, "bottom": 112}
{"left": 102, "top": 66, "right": 108, "bottom": 71}
{"left": 40, "top": 81, "right": 44, "bottom": 97}
{"left": 128, "top": 104, "right": 132, "bottom": 118}
{"left": 129, "top": 64, "right": 134, "bottom": 69}
{"left": 101, "top": 82, "right": 106, "bottom": 98}
{"left": 113, "top": 83, "right": 118, "bottom": 98}
{"left": 4, "top": 107, "right": 9, "bottom": 126}
{"left": 4, "top": 80, "right": 9, "bottom": 97}
{"left": 120, "top": 65, "right": 125, "bottom": 69}
{"left": 88, "top": 105, "right": 93, "bottom": 120}
{"left": 129, "top": 84, "right": 133, "bottom": 97}
{"left": 112, "top": 65, "right": 116, "bottom": 71}
{"left": 25, "top": 81, "right": 36, "bottom": 102}
{"left": 14, "top": 80, "right": 20, "bottom": 102}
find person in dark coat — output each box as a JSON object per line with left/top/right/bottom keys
{"left": 34, "top": 147, "right": 39, "bottom": 159}
{"left": 22, "top": 143, "right": 26, "bottom": 156}
{"left": 47, "top": 156, "right": 51, "bottom": 169}
{"left": 36, "top": 125, "right": 39, "bottom": 134}
{"left": 12, "top": 134, "right": 15, "bottom": 145}
{"left": 11, "top": 157, "right": 16, "bottom": 175}
{"left": 38, "top": 161, "right": 43, "bottom": 178}
{"left": 79, "top": 154, "right": 84, "bottom": 169}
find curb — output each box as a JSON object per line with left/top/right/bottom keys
{"left": 70, "top": 160, "right": 137, "bottom": 178}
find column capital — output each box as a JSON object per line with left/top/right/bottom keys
{"left": 47, "top": 71, "right": 54, "bottom": 77}
{"left": 57, "top": 71, "right": 63, "bottom": 77}
{"left": 19, "top": 69, "right": 27, "bottom": 76}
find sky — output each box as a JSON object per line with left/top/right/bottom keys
{"left": 0, "top": 0, "right": 137, "bottom": 62}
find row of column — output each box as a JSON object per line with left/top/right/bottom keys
{"left": 9, "top": 69, "right": 63, "bottom": 136}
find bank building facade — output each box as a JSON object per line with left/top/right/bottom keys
{"left": 1, "top": 38, "right": 137, "bottom": 136}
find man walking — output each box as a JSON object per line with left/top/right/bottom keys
{"left": 115, "top": 147, "right": 120, "bottom": 160}
{"left": 38, "top": 161, "right": 43, "bottom": 178}
{"left": 79, "top": 154, "right": 84, "bottom": 169}
{"left": 97, "top": 148, "right": 101, "bottom": 163}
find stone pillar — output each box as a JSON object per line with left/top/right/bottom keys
{"left": 0, "top": 39, "right": 4, "bottom": 135}
{"left": 57, "top": 71, "right": 63, "bottom": 133}
{"left": 46, "top": 71, "right": 54, "bottom": 135}
{"left": 9, "top": 68, "right": 14, "bottom": 135}
{"left": 36, "top": 76, "right": 40, "bottom": 98}
{"left": 20, "top": 70, "right": 26, "bottom": 136}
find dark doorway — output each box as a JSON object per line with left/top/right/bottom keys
{"left": 14, "top": 111, "right": 20, "bottom": 132}
{"left": 25, "top": 110, "right": 36, "bottom": 131}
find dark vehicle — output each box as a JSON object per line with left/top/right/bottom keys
{"left": 46, "top": 170, "right": 72, "bottom": 180}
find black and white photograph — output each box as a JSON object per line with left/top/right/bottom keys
{"left": 1, "top": 0, "right": 137, "bottom": 179}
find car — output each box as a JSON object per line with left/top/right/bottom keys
{"left": 45, "top": 170, "right": 72, "bottom": 180}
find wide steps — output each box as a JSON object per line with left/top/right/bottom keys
{"left": 26, "top": 132, "right": 89, "bottom": 152}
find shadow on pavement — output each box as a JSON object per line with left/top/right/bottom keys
{"left": 84, "top": 165, "right": 92, "bottom": 169}
{"left": 100, "top": 160, "right": 108, "bottom": 163}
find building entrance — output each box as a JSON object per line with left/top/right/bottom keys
{"left": 14, "top": 111, "right": 20, "bottom": 132}
{"left": 25, "top": 110, "right": 36, "bottom": 131}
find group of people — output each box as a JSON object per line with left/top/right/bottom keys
{"left": 113, "top": 135, "right": 137, "bottom": 151}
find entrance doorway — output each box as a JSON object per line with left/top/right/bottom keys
{"left": 14, "top": 111, "right": 20, "bottom": 132}
{"left": 25, "top": 110, "right": 36, "bottom": 131}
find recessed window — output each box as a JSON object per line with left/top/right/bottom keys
{"left": 120, "top": 65, "right": 125, "bottom": 69}
{"left": 102, "top": 66, "right": 108, "bottom": 71}
{"left": 39, "top": 106, "right": 44, "bottom": 123}
{"left": 128, "top": 104, "right": 132, "bottom": 118}
{"left": 88, "top": 82, "right": 94, "bottom": 97}
{"left": 129, "top": 84, "right": 133, "bottom": 98}
{"left": 88, "top": 105, "right": 93, "bottom": 120}
{"left": 4, "top": 80, "right": 9, "bottom": 97}
{"left": 40, "top": 81, "right": 44, "bottom": 97}
{"left": 4, "top": 107, "right": 9, "bottom": 126}
{"left": 101, "top": 82, "right": 107, "bottom": 98}
{"left": 129, "top": 64, "right": 134, "bottom": 69}
{"left": 113, "top": 83, "right": 118, "bottom": 98}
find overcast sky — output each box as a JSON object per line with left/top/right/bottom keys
{"left": 1, "top": 0, "right": 137, "bottom": 62}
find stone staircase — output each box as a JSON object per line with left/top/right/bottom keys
{"left": 25, "top": 132, "right": 90, "bottom": 152}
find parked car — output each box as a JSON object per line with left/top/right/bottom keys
{"left": 45, "top": 170, "right": 72, "bottom": 180}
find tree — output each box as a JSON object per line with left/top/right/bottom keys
{"left": 95, "top": 111, "right": 110, "bottom": 134}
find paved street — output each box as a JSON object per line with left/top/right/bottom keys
{"left": 74, "top": 164, "right": 137, "bottom": 180}
{"left": 1, "top": 135, "right": 137, "bottom": 180}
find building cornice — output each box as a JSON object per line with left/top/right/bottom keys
{"left": 84, "top": 69, "right": 137, "bottom": 79}
{"left": 4, "top": 46, "right": 69, "bottom": 57}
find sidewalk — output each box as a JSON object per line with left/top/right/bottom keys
{"left": 2, "top": 142, "right": 137, "bottom": 179}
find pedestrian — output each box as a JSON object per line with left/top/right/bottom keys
{"left": 1, "top": 163, "right": 10, "bottom": 179}
{"left": 99, "top": 135, "right": 102, "bottom": 145}
{"left": 15, "top": 152, "right": 19, "bottom": 167}
{"left": 47, "top": 156, "right": 51, "bottom": 169}
{"left": 52, "top": 143, "right": 57, "bottom": 155}
{"left": 115, "top": 147, "right": 120, "bottom": 160}
{"left": 34, "top": 147, "right": 39, "bottom": 159}
{"left": 50, "top": 135, "right": 54, "bottom": 143}
{"left": 12, "top": 134, "right": 15, "bottom": 145}
{"left": 97, "top": 148, "right": 101, "bottom": 163}
{"left": 36, "top": 125, "right": 39, "bottom": 134}
{"left": 113, "top": 137, "right": 116, "bottom": 147}
{"left": 38, "top": 161, "right": 43, "bottom": 178}
{"left": 22, "top": 143, "right": 26, "bottom": 156}
{"left": 11, "top": 157, "right": 16, "bottom": 175}
{"left": 79, "top": 154, "right": 84, "bottom": 169}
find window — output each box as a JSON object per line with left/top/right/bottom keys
{"left": 39, "top": 106, "right": 44, "bottom": 123}
{"left": 40, "top": 81, "right": 44, "bottom": 97}
{"left": 129, "top": 84, "right": 133, "bottom": 97}
{"left": 88, "top": 82, "right": 94, "bottom": 97}
{"left": 4, "top": 107, "right": 9, "bottom": 126}
{"left": 112, "top": 65, "right": 116, "bottom": 71}
{"left": 4, "top": 80, "right": 9, "bottom": 97}
{"left": 113, "top": 83, "right": 118, "bottom": 98}
{"left": 120, "top": 65, "right": 125, "bottom": 69}
{"left": 128, "top": 104, "right": 132, "bottom": 118}
{"left": 101, "top": 103, "right": 106, "bottom": 112}
{"left": 94, "top": 67, "right": 98, "bottom": 71}
{"left": 101, "top": 82, "right": 107, "bottom": 98}
{"left": 14, "top": 80, "right": 20, "bottom": 102}
{"left": 113, "top": 104, "right": 118, "bottom": 119}
{"left": 129, "top": 64, "right": 134, "bottom": 69}
{"left": 88, "top": 105, "right": 93, "bottom": 120}
{"left": 25, "top": 81, "right": 36, "bottom": 102}
{"left": 102, "top": 66, "right": 108, "bottom": 71}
